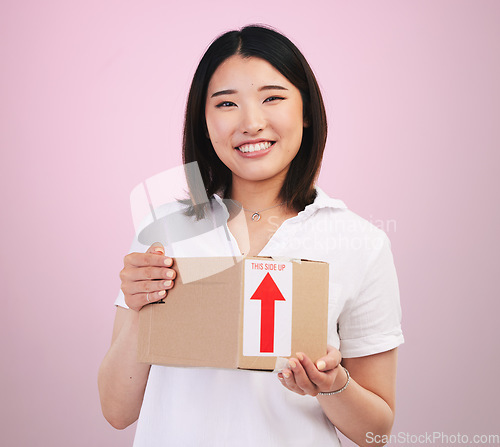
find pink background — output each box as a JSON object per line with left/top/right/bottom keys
{"left": 1, "top": 1, "right": 499, "bottom": 445}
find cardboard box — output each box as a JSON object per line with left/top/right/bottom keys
{"left": 138, "top": 256, "right": 329, "bottom": 371}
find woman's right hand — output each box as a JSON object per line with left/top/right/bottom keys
{"left": 119, "top": 242, "right": 176, "bottom": 312}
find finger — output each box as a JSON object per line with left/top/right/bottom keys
{"left": 146, "top": 243, "right": 174, "bottom": 269}
{"left": 144, "top": 289, "right": 167, "bottom": 304}
{"left": 123, "top": 266, "right": 176, "bottom": 282}
{"left": 315, "top": 346, "right": 342, "bottom": 372}
{"left": 288, "top": 358, "right": 317, "bottom": 395}
{"left": 297, "top": 353, "right": 344, "bottom": 391}
{"left": 124, "top": 252, "right": 173, "bottom": 268}
{"left": 281, "top": 367, "right": 306, "bottom": 395}
{"left": 122, "top": 278, "right": 174, "bottom": 296}
{"left": 277, "top": 373, "right": 293, "bottom": 391}
{"left": 296, "top": 352, "right": 333, "bottom": 390}
{"left": 148, "top": 242, "right": 165, "bottom": 254}
{"left": 125, "top": 288, "right": 167, "bottom": 311}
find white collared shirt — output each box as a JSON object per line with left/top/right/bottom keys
{"left": 115, "top": 187, "right": 403, "bottom": 447}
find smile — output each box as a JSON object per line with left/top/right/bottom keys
{"left": 236, "top": 141, "right": 275, "bottom": 153}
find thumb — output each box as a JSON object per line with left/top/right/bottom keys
{"left": 148, "top": 241, "right": 165, "bottom": 254}
{"left": 316, "top": 346, "right": 342, "bottom": 372}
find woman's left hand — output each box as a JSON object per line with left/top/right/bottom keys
{"left": 277, "top": 345, "right": 346, "bottom": 396}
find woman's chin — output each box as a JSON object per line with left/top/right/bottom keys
{"left": 231, "top": 167, "right": 289, "bottom": 185}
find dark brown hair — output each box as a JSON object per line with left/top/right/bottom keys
{"left": 182, "top": 25, "right": 327, "bottom": 213}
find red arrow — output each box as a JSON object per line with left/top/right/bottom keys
{"left": 250, "top": 272, "right": 286, "bottom": 353}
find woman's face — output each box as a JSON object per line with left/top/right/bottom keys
{"left": 205, "top": 55, "right": 305, "bottom": 186}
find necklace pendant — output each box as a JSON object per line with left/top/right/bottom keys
{"left": 251, "top": 212, "right": 261, "bottom": 222}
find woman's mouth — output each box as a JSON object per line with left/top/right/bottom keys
{"left": 236, "top": 141, "right": 275, "bottom": 153}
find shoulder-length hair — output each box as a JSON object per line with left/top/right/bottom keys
{"left": 182, "top": 25, "right": 327, "bottom": 213}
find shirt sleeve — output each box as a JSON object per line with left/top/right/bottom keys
{"left": 114, "top": 234, "right": 150, "bottom": 309}
{"left": 338, "top": 232, "right": 404, "bottom": 358}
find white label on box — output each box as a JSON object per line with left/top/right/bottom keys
{"left": 243, "top": 259, "right": 293, "bottom": 357}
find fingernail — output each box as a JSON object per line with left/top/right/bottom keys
{"left": 164, "top": 280, "right": 172, "bottom": 287}
{"left": 167, "top": 270, "right": 175, "bottom": 278}
{"left": 159, "top": 290, "right": 166, "bottom": 296}
{"left": 164, "top": 258, "right": 172, "bottom": 266}
{"left": 283, "top": 371, "right": 290, "bottom": 379}
{"left": 289, "top": 360, "right": 296, "bottom": 369}
{"left": 296, "top": 352, "right": 304, "bottom": 361}
{"left": 154, "top": 248, "right": 164, "bottom": 254}
{"left": 316, "top": 360, "right": 326, "bottom": 371}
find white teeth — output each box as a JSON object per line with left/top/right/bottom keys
{"left": 238, "top": 141, "right": 273, "bottom": 153}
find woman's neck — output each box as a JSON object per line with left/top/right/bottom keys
{"left": 226, "top": 174, "right": 298, "bottom": 256}
{"left": 229, "top": 175, "right": 285, "bottom": 212}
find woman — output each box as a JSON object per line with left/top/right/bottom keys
{"left": 98, "top": 25, "right": 403, "bottom": 447}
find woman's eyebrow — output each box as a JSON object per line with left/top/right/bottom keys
{"left": 210, "top": 85, "right": 288, "bottom": 98}
{"left": 259, "top": 85, "right": 288, "bottom": 92}
{"left": 211, "top": 89, "right": 236, "bottom": 98}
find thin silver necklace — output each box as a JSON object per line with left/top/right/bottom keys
{"left": 231, "top": 200, "right": 286, "bottom": 222}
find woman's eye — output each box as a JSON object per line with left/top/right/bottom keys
{"left": 216, "top": 101, "right": 236, "bottom": 108}
{"left": 264, "top": 96, "right": 285, "bottom": 103}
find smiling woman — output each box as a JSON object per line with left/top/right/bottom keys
{"left": 98, "top": 24, "right": 403, "bottom": 447}
{"left": 183, "top": 26, "right": 327, "bottom": 216}
{"left": 205, "top": 55, "right": 305, "bottom": 186}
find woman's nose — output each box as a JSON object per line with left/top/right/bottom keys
{"left": 240, "top": 105, "right": 266, "bottom": 134}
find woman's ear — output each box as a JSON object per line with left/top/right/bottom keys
{"left": 303, "top": 115, "right": 310, "bottom": 128}
{"left": 303, "top": 106, "right": 311, "bottom": 128}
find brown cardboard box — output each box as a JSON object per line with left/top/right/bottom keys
{"left": 138, "top": 256, "right": 329, "bottom": 370}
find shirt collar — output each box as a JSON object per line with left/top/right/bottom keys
{"left": 292, "top": 186, "right": 347, "bottom": 221}
{"left": 312, "top": 186, "right": 347, "bottom": 210}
